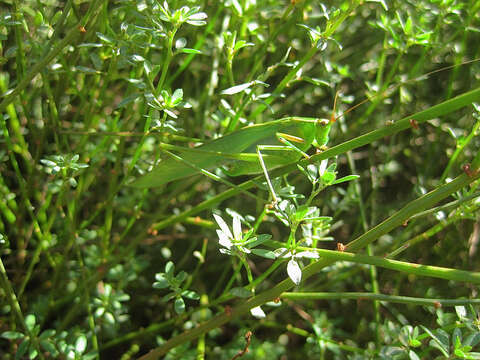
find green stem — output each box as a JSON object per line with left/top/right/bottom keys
{"left": 156, "top": 29, "right": 177, "bottom": 93}
{"left": 282, "top": 292, "right": 480, "bottom": 307}
{"left": 344, "top": 145, "right": 381, "bottom": 344}
{"left": 75, "top": 247, "right": 99, "bottom": 357}
{"left": 285, "top": 323, "right": 365, "bottom": 354}
{"left": 241, "top": 256, "right": 254, "bottom": 285}
{"left": 310, "top": 248, "right": 480, "bottom": 284}
{"left": 387, "top": 203, "right": 480, "bottom": 259}
{"left": 440, "top": 119, "right": 480, "bottom": 182}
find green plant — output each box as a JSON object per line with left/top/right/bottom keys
{"left": 1, "top": 0, "right": 480, "bottom": 359}
{"left": 153, "top": 261, "right": 200, "bottom": 315}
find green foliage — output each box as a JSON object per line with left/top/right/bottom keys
{"left": 153, "top": 261, "right": 200, "bottom": 315}
{"left": 1, "top": 0, "right": 480, "bottom": 359}
{"left": 40, "top": 154, "right": 89, "bottom": 188}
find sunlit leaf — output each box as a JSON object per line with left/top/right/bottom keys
{"left": 75, "top": 335, "right": 87, "bottom": 353}
{"left": 180, "top": 48, "right": 203, "bottom": 54}
{"left": 251, "top": 248, "right": 276, "bottom": 259}
{"left": 221, "top": 82, "right": 254, "bottom": 95}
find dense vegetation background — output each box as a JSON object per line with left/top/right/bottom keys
{"left": 1, "top": 0, "right": 480, "bottom": 359}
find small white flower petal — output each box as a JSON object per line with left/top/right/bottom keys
{"left": 296, "top": 251, "right": 319, "bottom": 259}
{"left": 213, "top": 214, "right": 233, "bottom": 240}
{"left": 219, "top": 248, "right": 232, "bottom": 255}
{"left": 307, "top": 164, "right": 317, "bottom": 175}
{"left": 250, "top": 306, "right": 266, "bottom": 319}
{"left": 319, "top": 159, "right": 328, "bottom": 176}
{"left": 216, "top": 230, "right": 232, "bottom": 249}
{"left": 232, "top": 215, "right": 242, "bottom": 241}
{"left": 239, "top": 246, "right": 251, "bottom": 254}
{"left": 287, "top": 259, "right": 302, "bottom": 285}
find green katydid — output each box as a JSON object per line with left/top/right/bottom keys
{"left": 130, "top": 92, "right": 339, "bottom": 197}
{"left": 123, "top": 58, "right": 480, "bottom": 194}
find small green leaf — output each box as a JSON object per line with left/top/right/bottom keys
{"left": 174, "top": 297, "right": 185, "bottom": 314}
{"left": 25, "top": 314, "right": 36, "bottom": 330}
{"left": 405, "top": 17, "right": 413, "bottom": 35}
{"left": 1, "top": 331, "right": 24, "bottom": 340}
{"left": 233, "top": 40, "right": 254, "bottom": 52}
{"left": 454, "top": 348, "right": 466, "bottom": 357}
{"left": 34, "top": 11, "right": 43, "bottom": 26}
{"left": 250, "top": 248, "right": 276, "bottom": 259}
{"left": 221, "top": 82, "right": 254, "bottom": 95}
{"left": 171, "top": 89, "right": 183, "bottom": 105}
{"left": 408, "top": 349, "right": 420, "bottom": 360}
{"left": 164, "top": 109, "right": 177, "bottom": 118}
{"left": 321, "top": 171, "right": 336, "bottom": 184}
{"left": 51, "top": 11, "right": 62, "bottom": 25}
{"left": 294, "top": 205, "right": 310, "bottom": 222}
{"left": 332, "top": 175, "right": 360, "bottom": 185}
{"left": 68, "top": 177, "right": 78, "bottom": 187}
{"left": 422, "top": 326, "right": 449, "bottom": 357}
{"left": 165, "top": 261, "right": 175, "bottom": 277}
{"left": 75, "top": 66, "right": 101, "bottom": 74}
{"left": 104, "top": 312, "right": 115, "bottom": 325}
{"left": 409, "top": 338, "right": 421, "bottom": 347}
{"left": 153, "top": 276, "right": 169, "bottom": 289}
{"left": 246, "top": 234, "right": 272, "bottom": 248}
{"left": 453, "top": 327, "right": 463, "bottom": 348}
{"left": 162, "top": 292, "right": 176, "bottom": 302}
{"left": 96, "top": 32, "right": 114, "bottom": 44}
{"left": 40, "top": 339, "right": 56, "bottom": 355}
{"left": 175, "top": 271, "right": 187, "bottom": 284}
{"left": 180, "top": 48, "right": 203, "bottom": 54}
{"left": 465, "top": 333, "right": 480, "bottom": 347}
{"left": 75, "top": 335, "right": 87, "bottom": 353}
{"left": 181, "top": 290, "right": 200, "bottom": 300}
{"left": 16, "top": 340, "right": 30, "bottom": 359}
{"left": 38, "top": 329, "right": 55, "bottom": 339}
{"left": 95, "top": 307, "right": 105, "bottom": 317}
{"left": 40, "top": 159, "right": 57, "bottom": 167}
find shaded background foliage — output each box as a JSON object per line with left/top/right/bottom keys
{"left": 0, "top": 0, "right": 479, "bottom": 358}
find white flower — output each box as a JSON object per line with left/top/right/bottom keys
{"left": 287, "top": 258, "right": 302, "bottom": 285}
{"left": 318, "top": 159, "right": 328, "bottom": 176}
{"left": 213, "top": 214, "right": 250, "bottom": 255}
{"left": 274, "top": 248, "right": 319, "bottom": 285}
{"left": 250, "top": 306, "right": 266, "bottom": 319}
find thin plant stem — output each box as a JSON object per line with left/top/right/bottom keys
{"left": 0, "top": 257, "right": 45, "bottom": 359}
{"left": 281, "top": 292, "right": 480, "bottom": 307}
